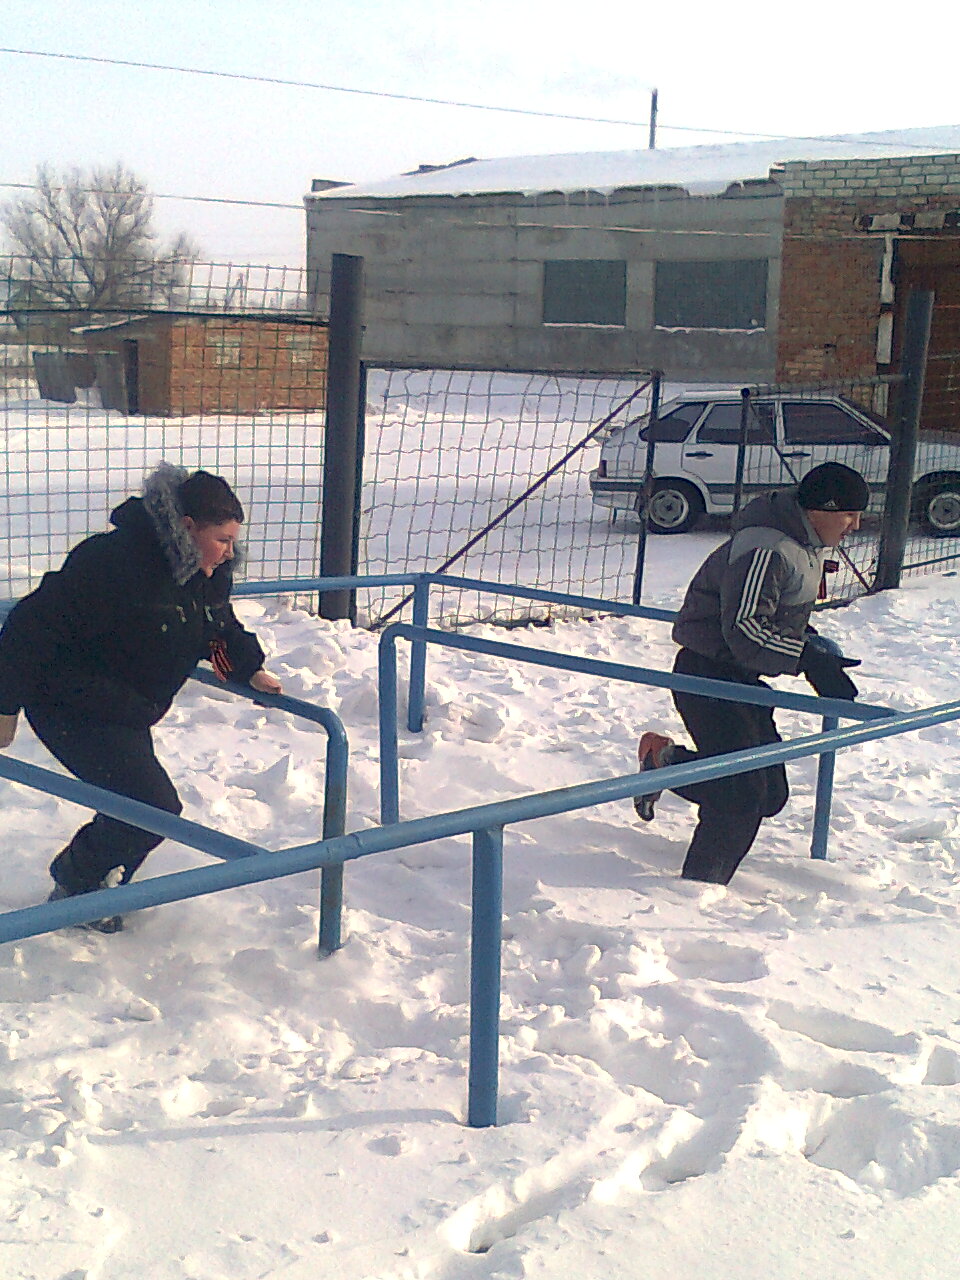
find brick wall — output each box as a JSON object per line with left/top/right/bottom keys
{"left": 81, "top": 316, "right": 329, "bottom": 415}
{"left": 167, "top": 318, "right": 328, "bottom": 416}
{"left": 775, "top": 153, "right": 960, "bottom": 383}
{"left": 776, "top": 154, "right": 960, "bottom": 201}
{"left": 777, "top": 204, "right": 884, "bottom": 382}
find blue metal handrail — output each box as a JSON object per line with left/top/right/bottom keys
{"left": 3, "top": 697, "right": 959, "bottom": 1127}
{"left": 2, "top": 570, "right": 927, "bottom": 1128}
{"left": 376, "top": 622, "right": 895, "bottom": 847}
{"left": 0, "top": 674, "right": 349, "bottom": 954}
{"left": 186, "top": 670, "right": 349, "bottom": 952}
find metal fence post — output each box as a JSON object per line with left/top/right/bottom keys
{"left": 632, "top": 371, "right": 662, "bottom": 605}
{"left": 468, "top": 825, "right": 504, "bottom": 1128}
{"left": 733, "top": 386, "right": 751, "bottom": 514}
{"left": 318, "top": 717, "right": 349, "bottom": 955}
{"left": 378, "top": 629, "right": 400, "bottom": 825}
{"left": 875, "top": 289, "right": 935, "bottom": 592}
{"left": 320, "top": 253, "right": 365, "bottom": 621}
{"left": 407, "top": 576, "right": 430, "bottom": 733}
{"left": 810, "top": 716, "right": 838, "bottom": 860}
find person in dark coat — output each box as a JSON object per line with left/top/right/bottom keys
{"left": 634, "top": 461, "right": 868, "bottom": 887}
{"left": 0, "top": 463, "right": 282, "bottom": 931}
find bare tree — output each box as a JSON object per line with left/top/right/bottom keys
{"left": 2, "top": 163, "right": 199, "bottom": 312}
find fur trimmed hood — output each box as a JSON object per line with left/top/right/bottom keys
{"left": 109, "top": 463, "right": 244, "bottom": 586}
{"left": 140, "top": 462, "right": 202, "bottom": 586}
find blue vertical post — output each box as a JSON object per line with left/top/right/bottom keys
{"left": 318, "top": 716, "right": 349, "bottom": 955}
{"left": 468, "top": 825, "right": 504, "bottom": 1128}
{"left": 407, "top": 576, "right": 430, "bottom": 733}
{"left": 811, "top": 715, "right": 838, "bottom": 860}
{"left": 378, "top": 631, "right": 400, "bottom": 825}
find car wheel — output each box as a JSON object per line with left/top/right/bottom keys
{"left": 647, "top": 481, "right": 704, "bottom": 534}
{"left": 919, "top": 482, "right": 960, "bottom": 536}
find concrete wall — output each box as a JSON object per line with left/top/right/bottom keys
{"left": 306, "top": 185, "right": 785, "bottom": 381}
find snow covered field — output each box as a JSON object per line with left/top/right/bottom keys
{"left": 2, "top": 530, "right": 960, "bottom": 1278}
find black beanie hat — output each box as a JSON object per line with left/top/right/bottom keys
{"left": 797, "top": 462, "right": 869, "bottom": 512}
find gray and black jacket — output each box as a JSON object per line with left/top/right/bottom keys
{"left": 0, "top": 464, "right": 265, "bottom": 727}
{"left": 671, "top": 488, "right": 827, "bottom": 678}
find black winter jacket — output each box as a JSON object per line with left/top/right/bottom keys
{"left": 0, "top": 472, "right": 264, "bottom": 728}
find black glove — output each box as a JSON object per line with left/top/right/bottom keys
{"left": 799, "top": 640, "right": 860, "bottom": 701}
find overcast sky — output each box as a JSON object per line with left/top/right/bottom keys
{"left": 2, "top": 0, "right": 957, "bottom": 266}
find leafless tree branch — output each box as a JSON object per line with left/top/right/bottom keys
{"left": 1, "top": 163, "right": 200, "bottom": 312}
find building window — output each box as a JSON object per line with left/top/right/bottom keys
{"left": 654, "top": 259, "right": 768, "bottom": 330}
{"left": 542, "top": 260, "right": 626, "bottom": 326}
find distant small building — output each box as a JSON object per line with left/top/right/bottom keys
{"left": 59, "top": 313, "right": 328, "bottom": 415}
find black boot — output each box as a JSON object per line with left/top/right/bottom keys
{"left": 47, "top": 880, "right": 125, "bottom": 934}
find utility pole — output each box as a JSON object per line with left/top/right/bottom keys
{"left": 648, "top": 88, "right": 658, "bottom": 149}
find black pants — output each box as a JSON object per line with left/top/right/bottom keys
{"left": 25, "top": 706, "right": 182, "bottom": 892}
{"left": 666, "top": 649, "right": 788, "bottom": 885}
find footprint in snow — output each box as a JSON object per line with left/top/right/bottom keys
{"left": 665, "top": 937, "right": 768, "bottom": 983}
{"left": 766, "top": 1000, "right": 919, "bottom": 1054}
{"left": 804, "top": 1094, "right": 960, "bottom": 1196}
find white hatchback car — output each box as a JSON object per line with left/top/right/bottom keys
{"left": 589, "top": 393, "right": 960, "bottom": 535}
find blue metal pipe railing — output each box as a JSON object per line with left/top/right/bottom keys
{"left": 0, "top": 569, "right": 923, "bottom": 1127}
{"left": 0, "top": 675, "right": 349, "bottom": 953}
{"left": 372, "top": 575, "right": 880, "bottom": 863}
{"left": 4, "top": 698, "right": 957, "bottom": 936}
{"left": 187, "top": 670, "right": 349, "bottom": 952}
{"left": 377, "top": 622, "right": 895, "bottom": 836}
{"left": 3, "top": 698, "right": 960, "bottom": 1126}
{"left": 469, "top": 826, "right": 504, "bottom": 1128}
{"left": 216, "top": 572, "right": 868, "bottom": 859}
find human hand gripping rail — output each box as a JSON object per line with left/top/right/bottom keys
{"left": 799, "top": 630, "right": 860, "bottom": 702}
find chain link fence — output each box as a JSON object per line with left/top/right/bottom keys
{"left": 356, "top": 368, "right": 656, "bottom": 626}
{"left": 358, "top": 368, "right": 960, "bottom": 625}
{"left": 3, "top": 253, "right": 958, "bottom": 627}
{"left": 1, "top": 259, "right": 327, "bottom": 598}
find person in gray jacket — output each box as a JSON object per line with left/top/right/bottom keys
{"left": 635, "top": 461, "right": 868, "bottom": 886}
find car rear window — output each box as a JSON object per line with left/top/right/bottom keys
{"left": 782, "top": 402, "right": 887, "bottom": 445}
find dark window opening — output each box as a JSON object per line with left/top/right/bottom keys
{"left": 543, "top": 260, "right": 626, "bottom": 326}
{"left": 654, "top": 259, "right": 768, "bottom": 330}
{"left": 696, "top": 401, "right": 776, "bottom": 444}
{"left": 637, "top": 401, "right": 708, "bottom": 441}
{"left": 782, "top": 402, "right": 887, "bottom": 445}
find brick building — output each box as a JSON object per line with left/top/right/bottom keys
{"left": 776, "top": 154, "right": 960, "bottom": 429}
{"left": 72, "top": 313, "right": 328, "bottom": 416}
{"left": 306, "top": 128, "right": 960, "bottom": 422}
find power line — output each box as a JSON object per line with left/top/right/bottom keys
{"left": 0, "top": 45, "right": 666, "bottom": 130}
{"left": 1, "top": 45, "right": 956, "bottom": 150}
{"left": 0, "top": 180, "right": 303, "bottom": 211}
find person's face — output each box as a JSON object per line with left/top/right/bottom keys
{"left": 806, "top": 509, "right": 862, "bottom": 547}
{"left": 183, "top": 517, "right": 241, "bottom": 576}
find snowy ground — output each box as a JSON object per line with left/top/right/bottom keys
{"left": 2, "top": 540, "right": 960, "bottom": 1279}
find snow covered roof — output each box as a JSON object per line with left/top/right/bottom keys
{"left": 311, "top": 125, "right": 960, "bottom": 201}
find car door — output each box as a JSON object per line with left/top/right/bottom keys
{"left": 680, "top": 400, "right": 780, "bottom": 513}
{"left": 778, "top": 400, "right": 890, "bottom": 506}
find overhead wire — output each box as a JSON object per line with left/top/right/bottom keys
{"left": 1, "top": 45, "right": 957, "bottom": 150}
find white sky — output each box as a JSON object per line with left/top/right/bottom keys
{"left": 2, "top": 0, "right": 959, "bottom": 265}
